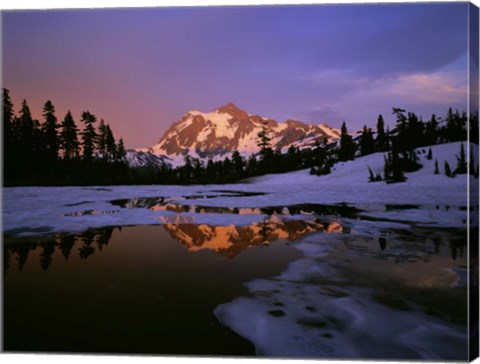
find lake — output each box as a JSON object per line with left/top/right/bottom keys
{"left": 3, "top": 194, "right": 472, "bottom": 359}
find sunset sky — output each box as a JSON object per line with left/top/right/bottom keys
{"left": 2, "top": 2, "right": 472, "bottom": 149}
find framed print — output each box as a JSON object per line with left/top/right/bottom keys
{"left": 2, "top": 1, "right": 479, "bottom": 362}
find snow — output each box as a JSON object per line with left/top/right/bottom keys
{"left": 125, "top": 150, "right": 172, "bottom": 169}
{"left": 3, "top": 142, "right": 476, "bottom": 360}
{"left": 319, "top": 123, "right": 341, "bottom": 138}
{"left": 214, "top": 223, "right": 469, "bottom": 359}
{"left": 3, "top": 142, "right": 477, "bottom": 236}
{"left": 190, "top": 110, "right": 235, "bottom": 139}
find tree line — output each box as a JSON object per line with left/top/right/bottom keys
{"left": 3, "top": 88, "right": 128, "bottom": 185}
{"left": 328, "top": 107, "right": 478, "bottom": 183}
{"left": 3, "top": 87, "right": 478, "bottom": 186}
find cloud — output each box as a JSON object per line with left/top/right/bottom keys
{"left": 301, "top": 58, "right": 468, "bottom": 128}
{"left": 374, "top": 71, "right": 467, "bottom": 105}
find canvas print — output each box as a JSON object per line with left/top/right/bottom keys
{"left": 1, "top": 2, "right": 479, "bottom": 361}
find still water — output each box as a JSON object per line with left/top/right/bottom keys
{"left": 3, "top": 203, "right": 471, "bottom": 359}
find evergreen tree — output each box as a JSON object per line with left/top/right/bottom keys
{"left": 286, "top": 144, "right": 301, "bottom": 170}
{"left": 375, "top": 114, "right": 388, "bottom": 152}
{"left": 443, "top": 108, "right": 467, "bottom": 142}
{"left": 384, "top": 150, "right": 406, "bottom": 183}
{"left": 80, "top": 111, "right": 98, "bottom": 161}
{"left": 97, "top": 118, "right": 108, "bottom": 157}
{"left": 116, "top": 137, "right": 127, "bottom": 161}
{"left": 182, "top": 155, "right": 194, "bottom": 181}
{"left": 454, "top": 143, "right": 467, "bottom": 174}
{"left": 206, "top": 158, "right": 216, "bottom": 181}
{"left": 257, "top": 120, "right": 273, "bottom": 163}
{"left": 444, "top": 160, "right": 453, "bottom": 178}
{"left": 60, "top": 111, "right": 79, "bottom": 159}
{"left": 247, "top": 154, "right": 258, "bottom": 175}
{"left": 232, "top": 150, "right": 244, "bottom": 177}
{"left": 427, "top": 148, "right": 432, "bottom": 160}
{"left": 2, "top": 88, "right": 15, "bottom": 142}
{"left": 470, "top": 149, "right": 476, "bottom": 176}
{"left": 105, "top": 124, "right": 116, "bottom": 162}
{"left": 42, "top": 100, "right": 59, "bottom": 162}
{"left": 338, "top": 121, "right": 355, "bottom": 161}
{"left": 360, "top": 125, "right": 375, "bottom": 156}
{"left": 470, "top": 111, "right": 479, "bottom": 144}
{"left": 257, "top": 121, "right": 271, "bottom": 150}
{"left": 425, "top": 114, "right": 438, "bottom": 146}
{"left": 18, "top": 99, "right": 35, "bottom": 160}
{"left": 2, "top": 88, "right": 16, "bottom": 177}
{"left": 434, "top": 159, "right": 440, "bottom": 174}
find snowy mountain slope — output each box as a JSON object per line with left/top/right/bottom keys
{"left": 125, "top": 150, "right": 172, "bottom": 169}
{"left": 140, "top": 102, "right": 340, "bottom": 164}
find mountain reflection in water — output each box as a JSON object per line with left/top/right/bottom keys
{"left": 162, "top": 217, "right": 343, "bottom": 258}
{"left": 3, "top": 216, "right": 343, "bottom": 272}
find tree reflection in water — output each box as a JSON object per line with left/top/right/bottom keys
{"left": 2, "top": 219, "right": 467, "bottom": 273}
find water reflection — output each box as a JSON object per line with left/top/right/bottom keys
{"left": 162, "top": 217, "right": 338, "bottom": 258}
{"left": 4, "top": 228, "right": 115, "bottom": 273}
{"left": 3, "top": 220, "right": 469, "bottom": 274}
{"left": 3, "top": 217, "right": 342, "bottom": 271}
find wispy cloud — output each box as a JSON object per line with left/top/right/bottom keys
{"left": 301, "top": 58, "right": 468, "bottom": 128}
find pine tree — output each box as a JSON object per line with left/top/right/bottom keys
{"left": 375, "top": 114, "right": 388, "bottom": 152}
{"left": 470, "top": 148, "right": 476, "bottom": 176}
{"left": 338, "top": 121, "right": 355, "bottom": 161}
{"left": 206, "top": 159, "right": 216, "bottom": 182}
{"left": 444, "top": 160, "right": 453, "bottom": 178}
{"left": 15, "top": 99, "right": 36, "bottom": 176}
{"left": 42, "top": 100, "right": 59, "bottom": 162}
{"left": 2, "top": 88, "right": 16, "bottom": 177}
{"left": 257, "top": 120, "right": 272, "bottom": 161}
{"left": 454, "top": 143, "right": 467, "bottom": 174}
{"left": 384, "top": 150, "right": 406, "bottom": 183}
{"left": 427, "top": 148, "right": 432, "bottom": 160}
{"left": 116, "top": 138, "right": 127, "bottom": 162}
{"left": 434, "top": 159, "right": 440, "bottom": 174}
{"left": 360, "top": 125, "right": 375, "bottom": 156}
{"left": 182, "top": 155, "right": 193, "bottom": 181}
{"left": 2, "top": 88, "right": 14, "bottom": 141}
{"left": 470, "top": 111, "right": 479, "bottom": 144}
{"left": 425, "top": 114, "right": 438, "bottom": 146}
{"left": 232, "top": 150, "right": 244, "bottom": 177}
{"left": 247, "top": 155, "right": 258, "bottom": 175}
{"left": 18, "top": 99, "right": 35, "bottom": 156}
{"left": 60, "top": 111, "right": 79, "bottom": 160}
{"left": 222, "top": 157, "right": 233, "bottom": 180}
{"left": 80, "top": 111, "right": 98, "bottom": 161}
{"left": 97, "top": 118, "right": 108, "bottom": 157}
{"left": 105, "top": 124, "right": 116, "bottom": 162}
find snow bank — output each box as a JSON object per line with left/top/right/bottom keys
{"left": 2, "top": 142, "right": 477, "bottom": 236}
{"left": 214, "top": 227, "right": 468, "bottom": 360}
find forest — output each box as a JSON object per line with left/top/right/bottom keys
{"left": 2, "top": 88, "right": 479, "bottom": 186}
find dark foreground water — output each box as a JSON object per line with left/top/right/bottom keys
{"left": 3, "top": 204, "right": 472, "bottom": 359}
{"left": 3, "top": 221, "right": 309, "bottom": 355}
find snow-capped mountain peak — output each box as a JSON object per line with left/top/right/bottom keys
{"left": 140, "top": 103, "right": 340, "bottom": 165}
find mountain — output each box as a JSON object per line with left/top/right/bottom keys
{"left": 138, "top": 102, "right": 340, "bottom": 165}
{"left": 125, "top": 150, "right": 172, "bottom": 170}
{"left": 160, "top": 216, "right": 339, "bottom": 258}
